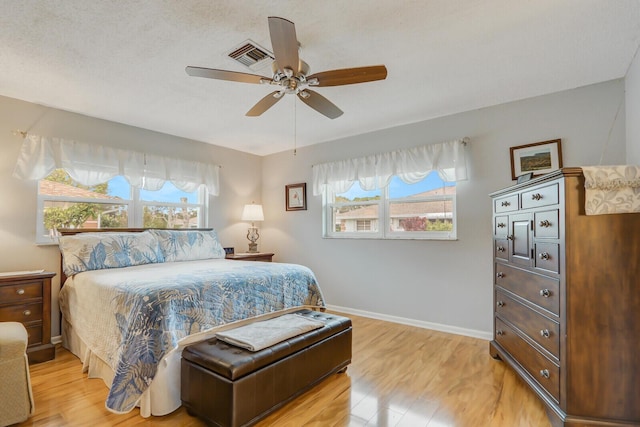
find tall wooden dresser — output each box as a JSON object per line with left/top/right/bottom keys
{"left": 489, "top": 168, "right": 639, "bottom": 427}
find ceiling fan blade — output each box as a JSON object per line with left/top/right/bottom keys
{"left": 307, "top": 65, "right": 387, "bottom": 87}
{"left": 185, "top": 66, "right": 271, "bottom": 84}
{"left": 246, "top": 91, "right": 284, "bottom": 116}
{"left": 268, "top": 16, "right": 300, "bottom": 74}
{"left": 297, "top": 90, "right": 343, "bottom": 119}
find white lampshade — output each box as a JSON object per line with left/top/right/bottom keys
{"left": 241, "top": 204, "right": 264, "bottom": 222}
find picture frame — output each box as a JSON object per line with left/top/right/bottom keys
{"left": 510, "top": 139, "right": 563, "bottom": 180}
{"left": 285, "top": 183, "right": 307, "bottom": 211}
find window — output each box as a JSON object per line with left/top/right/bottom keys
{"left": 324, "top": 173, "right": 456, "bottom": 240}
{"left": 36, "top": 170, "right": 207, "bottom": 243}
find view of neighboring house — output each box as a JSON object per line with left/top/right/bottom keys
{"left": 335, "top": 186, "right": 455, "bottom": 232}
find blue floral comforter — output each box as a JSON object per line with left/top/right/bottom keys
{"left": 58, "top": 259, "right": 324, "bottom": 413}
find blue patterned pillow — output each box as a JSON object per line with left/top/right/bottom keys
{"left": 59, "top": 231, "right": 164, "bottom": 277}
{"left": 149, "top": 229, "right": 226, "bottom": 262}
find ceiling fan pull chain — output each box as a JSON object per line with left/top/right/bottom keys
{"left": 293, "top": 97, "right": 297, "bottom": 156}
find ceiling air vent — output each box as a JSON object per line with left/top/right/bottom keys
{"left": 227, "top": 40, "right": 274, "bottom": 72}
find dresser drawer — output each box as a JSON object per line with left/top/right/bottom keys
{"left": 495, "top": 263, "right": 559, "bottom": 316}
{"left": 521, "top": 183, "right": 559, "bottom": 209}
{"left": 534, "top": 210, "right": 559, "bottom": 239}
{"left": 534, "top": 243, "right": 559, "bottom": 273}
{"left": 0, "top": 281, "right": 43, "bottom": 303}
{"left": 494, "top": 239, "right": 509, "bottom": 261}
{"left": 495, "top": 216, "right": 509, "bottom": 237}
{"left": 495, "top": 290, "right": 559, "bottom": 358}
{"left": 495, "top": 318, "right": 560, "bottom": 402}
{"left": 495, "top": 194, "right": 519, "bottom": 213}
{"left": 0, "top": 303, "right": 43, "bottom": 323}
{"left": 25, "top": 324, "right": 43, "bottom": 346}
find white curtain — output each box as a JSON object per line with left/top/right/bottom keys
{"left": 12, "top": 134, "right": 220, "bottom": 195}
{"left": 312, "top": 138, "right": 468, "bottom": 196}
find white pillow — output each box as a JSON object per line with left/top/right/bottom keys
{"left": 149, "top": 229, "right": 225, "bottom": 262}
{"left": 59, "top": 231, "right": 163, "bottom": 277}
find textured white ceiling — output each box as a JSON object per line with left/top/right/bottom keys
{"left": 1, "top": 0, "right": 639, "bottom": 155}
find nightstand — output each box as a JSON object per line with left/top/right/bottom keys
{"left": 0, "top": 271, "right": 56, "bottom": 363}
{"left": 225, "top": 252, "right": 274, "bottom": 262}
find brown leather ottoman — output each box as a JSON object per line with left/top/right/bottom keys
{"left": 181, "top": 309, "right": 352, "bottom": 427}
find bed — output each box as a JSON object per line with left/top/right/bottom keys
{"left": 57, "top": 228, "right": 325, "bottom": 417}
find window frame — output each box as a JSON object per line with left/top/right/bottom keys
{"left": 323, "top": 178, "right": 457, "bottom": 240}
{"left": 36, "top": 174, "right": 208, "bottom": 244}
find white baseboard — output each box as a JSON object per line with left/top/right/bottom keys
{"left": 51, "top": 335, "right": 62, "bottom": 345}
{"left": 325, "top": 304, "right": 493, "bottom": 341}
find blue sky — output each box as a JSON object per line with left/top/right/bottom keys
{"left": 107, "top": 176, "right": 198, "bottom": 203}
{"left": 339, "top": 171, "right": 454, "bottom": 200}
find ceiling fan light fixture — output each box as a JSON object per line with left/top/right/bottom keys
{"left": 186, "top": 16, "right": 387, "bottom": 119}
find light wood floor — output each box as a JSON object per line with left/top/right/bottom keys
{"left": 17, "top": 312, "right": 552, "bottom": 427}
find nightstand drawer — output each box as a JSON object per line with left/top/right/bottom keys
{"left": 25, "top": 324, "right": 43, "bottom": 346}
{"left": 0, "top": 302, "right": 43, "bottom": 323}
{"left": 0, "top": 281, "right": 43, "bottom": 303}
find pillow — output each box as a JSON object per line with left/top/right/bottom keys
{"left": 59, "top": 231, "right": 163, "bottom": 277}
{"left": 149, "top": 229, "right": 226, "bottom": 262}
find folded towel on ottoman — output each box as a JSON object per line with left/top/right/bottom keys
{"left": 215, "top": 313, "right": 325, "bottom": 351}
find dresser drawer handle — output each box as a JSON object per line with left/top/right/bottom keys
{"left": 540, "top": 369, "right": 550, "bottom": 379}
{"left": 496, "top": 330, "right": 504, "bottom": 336}
{"left": 23, "top": 310, "right": 32, "bottom": 317}
{"left": 531, "top": 193, "right": 543, "bottom": 201}
{"left": 16, "top": 288, "right": 26, "bottom": 295}
{"left": 496, "top": 272, "right": 504, "bottom": 278}
{"left": 497, "top": 222, "right": 506, "bottom": 228}
{"left": 540, "top": 329, "right": 550, "bottom": 338}
{"left": 497, "top": 301, "right": 505, "bottom": 307}
{"left": 506, "top": 235, "right": 514, "bottom": 241}
{"left": 496, "top": 246, "right": 505, "bottom": 252}
{"left": 538, "top": 220, "right": 551, "bottom": 228}
{"left": 501, "top": 201, "right": 511, "bottom": 207}
{"left": 538, "top": 252, "right": 550, "bottom": 260}
{"left": 540, "top": 289, "right": 551, "bottom": 298}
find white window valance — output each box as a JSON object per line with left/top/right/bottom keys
{"left": 12, "top": 134, "right": 220, "bottom": 195}
{"left": 311, "top": 138, "right": 468, "bottom": 196}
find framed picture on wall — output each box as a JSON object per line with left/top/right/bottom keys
{"left": 510, "top": 139, "right": 563, "bottom": 180}
{"left": 285, "top": 183, "right": 307, "bottom": 211}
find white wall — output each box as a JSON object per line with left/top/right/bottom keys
{"left": 0, "top": 95, "right": 262, "bottom": 337}
{"left": 626, "top": 47, "right": 640, "bottom": 164}
{"left": 261, "top": 79, "right": 627, "bottom": 337}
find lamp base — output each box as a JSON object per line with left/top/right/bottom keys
{"left": 247, "top": 242, "right": 258, "bottom": 253}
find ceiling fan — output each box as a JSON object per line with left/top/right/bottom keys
{"left": 185, "top": 16, "right": 387, "bottom": 119}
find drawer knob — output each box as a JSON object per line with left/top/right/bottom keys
{"left": 540, "top": 288, "right": 551, "bottom": 297}
{"left": 496, "top": 330, "right": 504, "bottom": 336}
{"left": 538, "top": 220, "right": 551, "bottom": 228}
{"left": 497, "top": 222, "right": 506, "bottom": 228}
{"left": 23, "top": 310, "right": 32, "bottom": 317}
{"left": 497, "top": 301, "right": 505, "bottom": 307}
{"left": 540, "top": 329, "right": 550, "bottom": 338}
{"left": 496, "top": 246, "right": 505, "bottom": 252}
{"left": 540, "top": 369, "right": 550, "bottom": 379}
{"left": 531, "top": 193, "right": 543, "bottom": 201}
{"left": 501, "top": 201, "right": 511, "bottom": 207}
{"left": 16, "top": 288, "right": 26, "bottom": 295}
{"left": 496, "top": 272, "right": 505, "bottom": 278}
{"left": 538, "top": 252, "right": 550, "bottom": 260}
{"left": 506, "top": 235, "right": 514, "bottom": 241}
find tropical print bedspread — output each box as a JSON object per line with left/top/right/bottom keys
{"left": 58, "top": 259, "right": 324, "bottom": 413}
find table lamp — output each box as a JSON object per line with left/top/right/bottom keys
{"left": 241, "top": 203, "right": 264, "bottom": 253}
